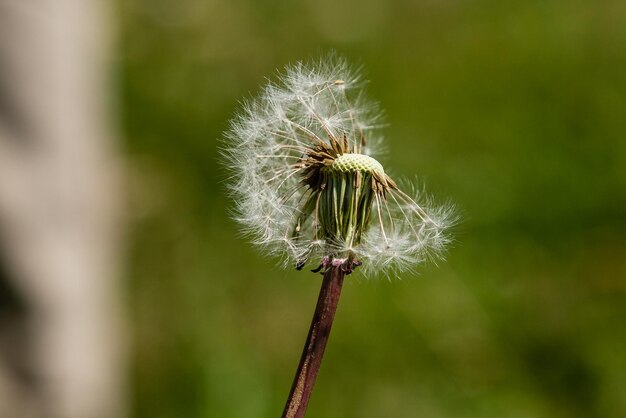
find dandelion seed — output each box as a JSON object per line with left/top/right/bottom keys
{"left": 224, "top": 55, "right": 452, "bottom": 276}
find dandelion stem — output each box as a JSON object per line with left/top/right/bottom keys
{"left": 282, "top": 265, "right": 346, "bottom": 418}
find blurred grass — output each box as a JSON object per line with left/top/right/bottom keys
{"left": 119, "top": 0, "right": 626, "bottom": 417}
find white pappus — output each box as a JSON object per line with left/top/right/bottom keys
{"left": 223, "top": 55, "right": 454, "bottom": 277}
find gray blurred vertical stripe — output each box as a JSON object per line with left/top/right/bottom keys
{"left": 0, "top": 1, "right": 126, "bottom": 417}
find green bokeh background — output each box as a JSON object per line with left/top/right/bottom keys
{"left": 119, "top": 1, "right": 626, "bottom": 417}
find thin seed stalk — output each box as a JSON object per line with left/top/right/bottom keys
{"left": 282, "top": 265, "right": 346, "bottom": 418}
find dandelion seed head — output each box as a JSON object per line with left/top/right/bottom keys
{"left": 223, "top": 54, "right": 453, "bottom": 276}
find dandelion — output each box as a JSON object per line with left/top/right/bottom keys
{"left": 223, "top": 55, "right": 454, "bottom": 418}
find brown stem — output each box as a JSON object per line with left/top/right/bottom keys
{"left": 282, "top": 266, "right": 346, "bottom": 418}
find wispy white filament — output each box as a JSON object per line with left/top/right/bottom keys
{"left": 223, "top": 55, "right": 454, "bottom": 276}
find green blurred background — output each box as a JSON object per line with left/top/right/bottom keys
{"left": 119, "top": 0, "right": 626, "bottom": 417}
